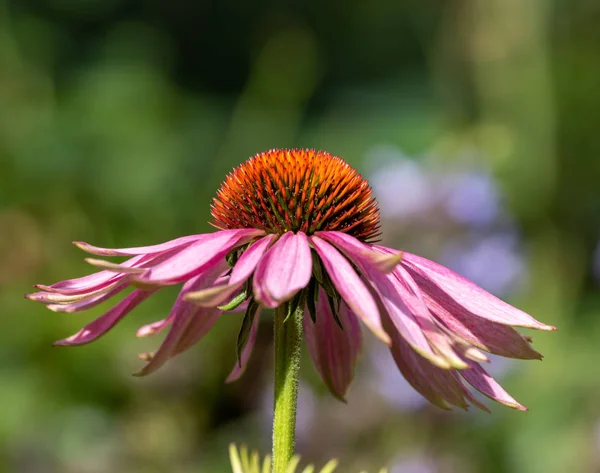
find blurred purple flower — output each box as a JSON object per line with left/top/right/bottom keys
{"left": 444, "top": 171, "right": 500, "bottom": 227}
{"left": 390, "top": 454, "right": 437, "bottom": 473}
{"left": 440, "top": 233, "right": 526, "bottom": 296}
{"left": 367, "top": 146, "right": 434, "bottom": 220}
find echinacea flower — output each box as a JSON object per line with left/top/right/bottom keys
{"left": 27, "top": 149, "right": 555, "bottom": 411}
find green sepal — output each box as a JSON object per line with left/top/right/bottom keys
{"left": 284, "top": 289, "right": 306, "bottom": 324}
{"left": 236, "top": 299, "right": 259, "bottom": 367}
{"left": 218, "top": 289, "right": 248, "bottom": 311}
{"left": 306, "top": 278, "right": 317, "bottom": 324}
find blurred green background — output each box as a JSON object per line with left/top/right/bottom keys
{"left": 2, "top": 0, "right": 600, "bottom": 472}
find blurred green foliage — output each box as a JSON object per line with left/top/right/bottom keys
{"left": 2, "top": 0, "right": 600, "bottom": 472}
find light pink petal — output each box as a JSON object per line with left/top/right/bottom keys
{"left": 136, "top": 316, "right": 174, "bottom": 338}
{"left": 184, "top": 281, "right": 242, "bottom": 307}
{"left": 135, "top": 229, "right": 262, "bottom": 285}
{"left": 47, "top": 282, "right": 129, "bottom": 313}
{"left": 73, "top": 234, "right": 209, "bottom": 256}
{"left": 388, "top": 330, "right": 475, "bottom": 411}
{"left": 229, "top": 235, "right": 277, "bottom": 285}
{"left": 317, "top": 231, "right": 402, "bottom": 273}
{"left": 54, "top": 289, "right": 156, "bottom": 346}
{"left": 402, "top": 253, "right": 555, "bottom": 331}
{"left": 363, "top": 267, "right": 451, "bottom": 368}
{"left": 422, "top": 291, "right": 543, "bottom": 360}
{"left": 253, "top": 232, "right": 312, "bottom": 307}
{"left": 27, "top": 279, "right": 125, "bottom": 304}
{"left": 226, "top": 309, "right": 262, "bottom": 383}
{"left": 310, "top": 236, "right": 390, "bottom": 344}
{"left": 171, "top": 307, "right": 222, "bottom": 357}
{"left": 392, "top": 266, "right": 468, "bottom": 368}
{"left": 304, "top": 290, "right": 362, "bottom": 401}
{"left": 32, "top": 254, "right": 147, "bottom": 295}
{"left": 459, "top": 361, "right": 527, "bottom": 411}
{"left": 134, "top": 262, "right": 227, "bottom": 376}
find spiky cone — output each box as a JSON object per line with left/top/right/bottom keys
{"left": 27, "top": 148, "right": 555, "bottom": 409}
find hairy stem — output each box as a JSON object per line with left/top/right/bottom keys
{"left": 271, "top": 302, "right": 303, "bottom": 472}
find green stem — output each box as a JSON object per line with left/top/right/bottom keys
{"left": 272, "top": 302, "right": 303, "bottom": 473}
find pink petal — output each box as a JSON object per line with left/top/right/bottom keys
{"left": 54, "top": 289, "right": 156, "bottom": 346}
{"left": 230, "top": 235, "right": 277, "bottom": 285}
{"left": 423, "top": 291, "right": 543, "bottom": 360}
{"left": 27, "top": 280, "right": 125, "bottom": 304}
{"left": 402, "top": 253, "right": 556, "bottom": 331}
{"left": 226, "top": 309, "right": 262, "bottom": 383}
{"left": 304, "top": 290, "right": 362, "bottom": 401}
{"left": 136, "top": 316, "right": 174, "bottom": 337}
{"left": 47, "top": 282, "right": 129, "bottom": 313}
{"left": 459, "top": 361, "right": 527, "bottom": 411}
{"left": 73, "top": 234, "right": 208, "bottom": 256}
{"left": 388, "top": 330, "right": 475, "bottom": 411}
{"left": 364, "top": 267, "right": 452, "bottom": 368}
{"left": 310, "top": 236, "right": 390, "bottom": 345}
{"left": 134, "top": 263, "right": 227, "bottom": 376}
{"left": 135, "top": 229, "right": 262, "bottom": 285}
{"left": 316, "top": 232, "right": 403, "bottom": 273}
{"left": 171, "top": 307, "right": 222, "bottom": 357}
{"left": 33, "top": 254, "right": 148, "bottom": 295}
{"left": 253, "top": 232, "right": 312, "bottom": 307}
{"left": 184, "top": 281, "right": 242, "bottom": 307}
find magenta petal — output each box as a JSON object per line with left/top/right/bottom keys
{"left": 135, "top": 229, "right": 262, "bottom": 285}
{"left": 388, "top": 331, "right": 474, "bottom": 410}
{"left": 229, "top": 235, "right": 277, "bottom": 285}
{"left": 134, "top": 263, "right": 226, "bottom": 375}
{"left": 304, "top": 290, "right": 362, "bottom": 401}
{"left": 47, "top": 282, "right": 129, "bottom": 313}
{"left": 310, "top": 236, "right": 390, "bottom": 344}
{"left": 253, "top": 232, "right": 312, "bottom": 307}
{"left": 54, "top": 289, "right": 156, "bottom": 346}
{"left": 423, "top": 291, "right": 543, "bottom": 360}
{"left": 402, "top": 253, "right": 555, "bottom": 331}
{"left": 74, "top": 234, "right": 209, "bottom": 256}
{"left": 136, "top": 316, "right": 174, "bottom": 338}
{"left": 33, "top": 254, "right": 158, "bottom": 296}
{"left": 171, "top": 307, "right": 222, "bottom": 357}
{"left": 460, "top": 361, "right": 527, "bottom": 411}
{"left": 226, "top": 309, "right": 262, "bottom": 383}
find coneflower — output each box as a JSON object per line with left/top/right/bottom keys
{"left": 27, "top": 149, "right": 555, "bottom": 472}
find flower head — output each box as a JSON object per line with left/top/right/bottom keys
{"left": 27, "top": 149, "right": 555, "bottom": 410}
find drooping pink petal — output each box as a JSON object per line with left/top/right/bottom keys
{"left": 171, "top": 307, "right": 222, "bottom": 357}
{"left": 226, "top": 309, "right": 262, "bottom": 383}
{"left": 317, "top": 231, "right": 403, "bottom": 273}
{"left": 47, "top": 282, "right": 129, "bottom": 313}
{"left": 423, "top": 291, "right": 543, "bottom": 360}
{"left": 388, "top": 330, "right": 476, "bottom": 411}
{"left": 32, "top": 254, "right": 147, "bottom": 295}
{"left": 136, "top": 316, "right": 174, "bottom": 338}
{"left": 184, "top": 281, "right": 241, "bottom": 307}
{"left": 303, "top": 290, "right": 362, "bottom": 401}
{"left": 459, "top": 361, "right": 527, "bottom": 411}
{"left": 134, "top": 262, "right": 227, "bottom": 376}
{"left": 73, "top": 234, "right": 210, "bottom": 256}
{"left": 253, "top": 232, "right": 312, "bottom": 308}
{"left": 27, "top": 279, "right": 125, "bottom": 304}
{"left": 310, "top": 236, "right": 390, "bottom": 345}
{"left": 363, "top": 266, "right": 452, "bottom": 368}
{"left": 134, "top": 229, "right": 263, "bottom": 286}
{"left": 401, "top": 253, "right": 555, "bottom": 331}
{"left": 54, "top": 289, "right": 157, "bottom": 346}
